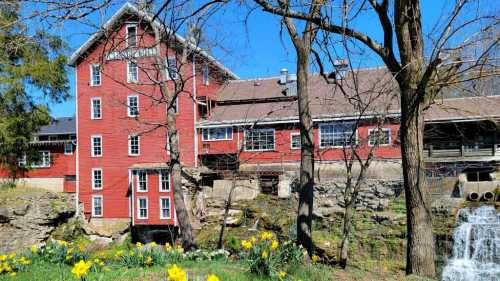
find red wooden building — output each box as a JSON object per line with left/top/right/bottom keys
{"left": 68, "top": 3, "right": 237, "bottom": 229}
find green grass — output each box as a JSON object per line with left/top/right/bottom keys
{"left": 0, "top": 260, "right": 333, "bottom": 281}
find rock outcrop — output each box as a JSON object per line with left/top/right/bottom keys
{"left": 0, "top": 189, "right": 75, "bottom": 253}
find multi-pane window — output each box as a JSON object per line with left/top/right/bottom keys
{"left": 202, "top": 65, "right": 209, "bottom": 85}
{"left": 159, "top": 170, "right": 170, "bottom": 192}
{"left": 90, "top": 64, "right": 101, "bottom": 86}
{"left": 91, "top": 97, "right": 102, "bottom": 119}
{"left": 32, "top": 151, "right": 51, "bottom": 168}
{"left": 64, "top": 142, "right": 73, "bottom": 155}
{"left": 126, "top": 25, "right": 137, "bottom": 47}
{"left": 92, "top": 168, "right": 103, "bottom": 190}
{"left": 202, "top": 127, "right": 232, "bottom": 141}
{"left": 166, "top": 57, "right": 178, "bottom": 79}
{"left": 160, "top": 197, "right": 171, "bottom": 219}
{"left": 127, "top": 61, "right": 138, "bottom": 82}
{"left": 91, "top": 135, "right": 102, "bottom": 157}
{"left": 137, "top": 171, "right": 148, "bottom": 192}
{"left": 92, "top": 195, "right": 103, "bottom": 217}
{"left": 319, "top": 123, "right": 357, "bottom": 148}
{"left": 128, "top": 135, "right": 140, "bottom": 156}
{"left": 244, "top": 128, "right": 275, "bottom": 151}
{"left": 368, "top": 128, "right": 391, "bottom": 146}
{"left": 137, "top": 197, "right": 148, "bottom": 219}
{"left": 127, "top": 95, "right": 139, "bottom": 117}
{"left": 290, "top": 133, "right": 301, "bottom": 149}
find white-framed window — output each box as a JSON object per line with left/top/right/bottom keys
{"left": 165, "top": 57, "right": 178, "bottom": 80}
{"left": 244, "top": 128, "right": 275, "bottom": 151}
{"left": 64, "top": 142, "right": 73, "bottom": 155}
{"left": 159, "top": 170, "right": 170, "bottom": 192}
{"left": 368, "top": 128, "right": 391, "bottom": 146}
{"left": 90, "top": 64, "right": 101, "bottom": 86}
{"left": 202, "top": 65, "right": 209, "bottom": 85}
{"left": 92, "top": 168, "right": 103, "bottom": 190}
{"left": 127, "top": 61, "right": 138, "bottom": 83}
{"left": 127, "top": 95, "right": 139, "bottom": 117}
{"left": 32, "top": 151, "right": 51, "bottom": 168}
{"left": 128, "top": 135, "right": 140, "bottom": 156}
{"left": 290, "top": 133, "right": 301, "bottom": 149}
{"left": 159, "top": 197, "right": 171, "bottom": 219}
{"left": 126, "top": 24, "right": 137, "bottom": 48}
{"left": 319, "top": 122, "right": 357, "bottom": 148}
{"left": 137, "top": 197, "right": 148, "bottom": 219}
{"left": 18, "top": 154, "right": 27, "bottom": 166}
{"left": 91, "top": 135, "right": 102, "bottom": 157}
{"left": 136, "top": 171, "right": 148, "bottom": 192}
{"left": 202, "top": 127, "right": 232, "bottom": 141}
{"left": 92, "top": 195, "right": 103, "bottom": 217}
{"left": 91, "top": 97, "right": 102, "bottom": 119}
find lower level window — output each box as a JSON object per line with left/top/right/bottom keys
{"left": 244, "top": 128, "right": 275, "bottom": 151}
{"left": 92, "top": 195, "right": 103, "bottom": 217}
{"left": 368, "top": 128, "right": 391, "bottom": 146}
{"left": 137, "top": 197, "right": 148, "bottom": 219}
{"left": 32, "top": 151, "right": 51, "bottom": 168}
{"left": 160, "top": 197, "right": 171, "bottom": 219}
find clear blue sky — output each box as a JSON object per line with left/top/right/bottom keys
{"left": 44, "top": 0, "right": 451, "bottom": 118}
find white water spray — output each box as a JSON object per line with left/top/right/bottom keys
{"left": 442, "top": 205, "right": 500, "bottom": 281}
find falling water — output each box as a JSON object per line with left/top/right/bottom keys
{"left": 442, "top": 206, "right": 500, "bottom": 281}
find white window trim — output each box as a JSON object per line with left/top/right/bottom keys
{"left": 64, "top": 142, "right": 74, "bottom": 155}
{"left": 137, "top": 197, "right": 148, "bottom": 219}
{"left": 202, "top": 127, "right": 233, "bottom": 141}
{"left": 126, "top": 24, "right": 137, "bottom": 48}
{"left": 319, "top": 123, "right": 358, "bottom": 149}
{"left": 91, "top": 168, "right": 103, "bottom": 190}
{"left": 127, "top": 61, "right": 138, "bottom": 83}
{"left": 127, "top": 95, "right": 139, "bottom": 117}
{"left": 90, "top": 64, "right": 101, "bottom": 86}
{"left": 31, "top": 150, "right": 51, "bottom": 168}
{"left": 159, "top": 197, "right": 171, "bottom": 219}
{"left": 90, "top": 97, "right": 102, "bottom": 120}
{"left": 136, "top": 171, "right": 148, "bottom": 192}
{"left": 243, "top": 128, "right": 275, "bottom": 152}
{"left": 159, "top": 170, "right": 170, "bottom": 192}
{"left": 368, "top": 128, "right": 392, "bottom": 147}
{"left": 91, "top": 195, "right": 103, "bottom": 217}
{"left": 128, "top": 134, "right": 140, "bottom": 156}
{"left": 90, "top": 135, "right": 103, "bottom": 157}
{"left": 290, "top": 132, "right": 301, "bottom": 150}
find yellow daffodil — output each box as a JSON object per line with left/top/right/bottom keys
{"left": 0, "top": 255, "right": 6, "bottom": 262}
{"left": 206, "top": 274, "right": 220, "bottom": 281}
{"left": 30, "top": 245, "right": 38, "bottom": 253}
{"left": 261, "top": 250, "right": 269, "bottom": 258}
{"left": 176, "top": 245, "right": 184, "bottom": 253}
{"left": 311, "top": 254, "right": 320, "bottom": 263}
{"left": 145, "top": 256, "right": 153, "bottom": 265}
{"left": 19, "top": 257, "right": 31, "bottom": 265}
{"left": 270, "top": 240, "right": 279, "bottom": 250}
{"left": 136, "top": 242, "right": 143, "bottom": 248}
{"left": 67, "top": 248, "right": 73, "bottom": 255}
{"left": 165, "top": 243, "right": 173, "bottom": 251}
{"left": 241, "top": 240, "right": 252, "bottom": 250}
{"left": 115, "top": 250, "right": 124, "bottom": 258}
{"left": 57, "top": 240, "right": 68, "bottom": 247}
{"left": 278, "top": 271, "right": 287, "bottom": 278}
{"left": 129, "top": 250, "right": 135, "bottom": 257}
{"left": 149, "top": 241, "right": 157, "bottom": 247}
{"left": 71, "top": 260, "right": 92, "bottom": 279}
{"left": 10, "top": 272, "right": 16, "bottom": 277}
{"left": 8, "top": 253, "right": 16, "bottom": 259}
{"left": 250, "top": 236, "right": 257, "bottom": 243}
{"left": 66, "top": 256, "right": 72, "bottom": 261}
{"left": 167, "top": 264, "right": 187, "bottom": 281}
{"left": 260, "top": 231, "right": 273, "bottom": 240}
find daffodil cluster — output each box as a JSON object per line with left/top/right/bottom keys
{"left": 115, "top": 241, "right": 184, "bottom": 268}
{"left": 0, "top": 252, "right": 33, "bottom": 276}
{"left": 35, "top": 239, "right": 88, "bottom": 264}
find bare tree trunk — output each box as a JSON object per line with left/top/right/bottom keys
{"left": 339, "top": 190, "right": 354, "bottom": 269}
{"left": 217, "top": 177, "right": 236, "bottom": 249}
{"left": 295, "top": 46, "right": 315, "bottom": 257}
{"left": 400, "top": 97, "right": 436, "bottom": 276}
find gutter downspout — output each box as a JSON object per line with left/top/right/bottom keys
{"left": 192, "top": 53, "right": 198, "bottom": 167}
{"left": 75, "top": 67, "right": 80, "bottom": 217}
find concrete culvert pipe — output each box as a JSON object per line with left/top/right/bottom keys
{"left": 468, "top": 192, "right": 480, "bottom": 201}
{"left": 482, "top": 191, "right": 495, "bottom": 202}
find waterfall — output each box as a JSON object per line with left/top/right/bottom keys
{"left": 442, "top": 206, "right": 500, "bottom": 281}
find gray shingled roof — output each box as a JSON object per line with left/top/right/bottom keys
{"left": 37, "top": 117, "right": 76, "bottom": 135}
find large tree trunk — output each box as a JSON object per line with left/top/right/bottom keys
{"left": 296, "top": 47, "right": 314, "bottom": 257}
{"left": 166, "top": 109, "right": 197, "bottom": 251}
{"left": 399, "top": 93, "right": 436, "bottom": 276}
